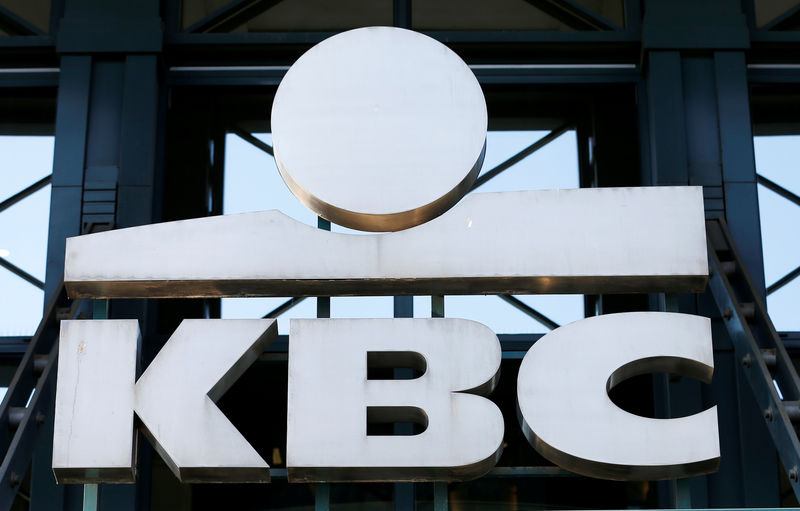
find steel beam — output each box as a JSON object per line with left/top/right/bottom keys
{"left": 497, "top": 295, "right": 559, "bottom": 330}
{"left": 757, "top": 174, "right": 800, "bottom": 208}
{"left": 471, "top": 123, "right": 571, "bottom": 191}
{"left": 767, "top": 264, "right": 800, "bottom": 296}
{"left": 262, "top": 297, "right": 305, "bottom": 319}
{"left": 185, "top": 0, "right": 284, "bottom": 33}
{"left": 232, "top": 126, "right": 273, "bottom": 156}
{"left": 0, "top": 257, "right": 44, "bottom": 290}
{"left": 524, "top": 0, "right": 621, "bottom": 30}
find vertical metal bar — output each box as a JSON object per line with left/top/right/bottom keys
{"left": 431, "top": 296, "right": 445, "bottom": 509}
{"left": 623, "top": 0, "right": 641, "bottom": 32}
{"left": 317, "top": 217, "right": 331, "bottom": 319}
{"left": 314, "top": 483, "right": 330, "bottom": 511}
{"left": 664, "top": 293, "right": 693, "bottom": 509}
{"left": 93, "top": 299, "right": 108, "bottom": 321}
{"left": 45, "top": 55, "right": 92, "bottom": 303}
{"left": 431, "top": 295, "right": 444, "bottom": 319}
{"left": 433, "top": 482, "right": 448, "bottom": 510}
{"left": 646, "top": 51, "right": 688, "bottom": 186}
{"left": 393, "top": 0, "right": 411, "bottom": 28}
{"left": 82, "top": 485, "right": 99, "bottom": 511}
{"left": 394, "top": 294, "right": 414, "bottom": 510}
{"left": 83, "top": 299, "right": 107, "bottom": 510}
{"left": 654, "top": 293, "right": 676, "bottom": 507}
{"left": 313, "top": 217, "right": 331, "bottom": 510}
{"left": 676, "top": 478, "right": 692, "bottom": 508}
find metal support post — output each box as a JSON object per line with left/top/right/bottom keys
{"left": 432, "top": 296, "right": 446, "bottom": 510}
{"left": 81, "top": 299, "right": 107, "bottom": 511}
{"left": 313, "top": 216, "right": 331, "bottom": 511}
{"left": 314, "top": 484, "right": 330, "bottom": 511}
{"left": 394, "top": 295, "right": 414, "bottom": 510}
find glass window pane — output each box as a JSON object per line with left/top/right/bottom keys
{"left": 754, "top": 135, "right": 800, "bottom": 331}
{"left": 0, "top": 135, "right": 53, "bottom": 336}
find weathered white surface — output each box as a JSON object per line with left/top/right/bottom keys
{"left": 53, "top": 319, "right": 277, "bottom": 483}
{"left": 65, "top": 187, "right": 708, "bottom": 298}
{"left": 517, "top": 312, "right": 720, "bottom": 480}
{"left": 272, "top": 27, "right": 486, "bottom": 231}
{"left": 135, "top": 319, "right": 275, "bottom": 482}
{"left": 53, "top": 320, "right": 139, "bottom": 483}
{"left": 287, "top": 318, "right": 503, "bottom": 481}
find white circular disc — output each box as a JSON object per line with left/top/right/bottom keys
{"left": 271, "top": 26, "right": 487, "bottom": 232}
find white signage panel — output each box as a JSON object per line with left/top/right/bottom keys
{"left": 53, "top": 319, "right": 276, "bottom": 483}
{"left": 287, "top": 318, "right": 504, "bottom": 482}
{"left": 64, "top": 187, "right": 708, "bottom": 299}
{"left": 517, "top": 312, "right": 720, "bottom": 480}
{"left": 53, "top": 320, "right": 138, "bottom": 483}
{"left": 52, "top": 25, "right": 718, "bottom": 486}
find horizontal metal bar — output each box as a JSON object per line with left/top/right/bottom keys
{"left": 169, "top": 65, "right": 289, "bottom": 72}
{"left": 172, "top": 63, "right": 636, "bottom": 72}
{"left": 0, "top": 36, "right": 55, "bottom": 48}
{"left": 264, "top": 333, "right": 544, "bottom": 355}
{"left": 758, "top": 173, "right": 800, "bottom": 208}
{"left": 750, "top": 31, "right": 800, "bottom": 44}
{"left": 768, "top": 264, "right": 800, "bottom": 296}
{"left": 471, "top": 124, "right": 571, "bottom": 191}
{"left": 267, "top": 466, "right": 579, "bottom": 479}
{"left": 0, "top": 175, "right": 52, "bottom": 214}
{"left": 782, "top": 332, "right": 800, "bottom": 353}
{"left": 498, "top": 295, "right": 560, "bottom": 330}
{"left": 487, "top": 466, "right": 579, "bottom": 477}
{"left": 0, "top": 68, "right": 59, "bottom": 74}
{"left": 0, "top": 258, "right": 44, "bottom": 290}
{"left": 231, "top": 127, "right": 273, "bottom": 156}
{"left": 749, "top": 64, "right": 800, "bottom": 69}
{"left": 167, "top": 64, "right": 640, "bottom": 86}
{"left": 0, "top": 338, "right": 30, "bottom": 356}
{"left": 747, "top": 67, "right": 800, "bottom": 84}
{"left": 165, "top": 29, "right": 639, "bottom": 46}
{"left": 470, "top": 63, "right": 635, "bottom": 70}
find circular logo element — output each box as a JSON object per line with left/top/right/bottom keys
{"left": 271, "top": 27, "right": 487, "bottom": 232}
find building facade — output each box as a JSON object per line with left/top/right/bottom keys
{"left": 1, "top": 0, "right": 800, "bottom": 509}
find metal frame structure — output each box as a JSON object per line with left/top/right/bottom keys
{"left": 1, "top": 0, "right": 800, "bottom": 509}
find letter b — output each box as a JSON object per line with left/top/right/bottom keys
{"left": 287, "top": 318, "right": 504, "bottom": 481}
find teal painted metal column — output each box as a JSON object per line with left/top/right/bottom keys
{"left": 432, "top": 295, "right": 447, "bottom": 511}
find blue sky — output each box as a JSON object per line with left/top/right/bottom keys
{"left": 0, "top": 133, "right": 797, "bottom": 336}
